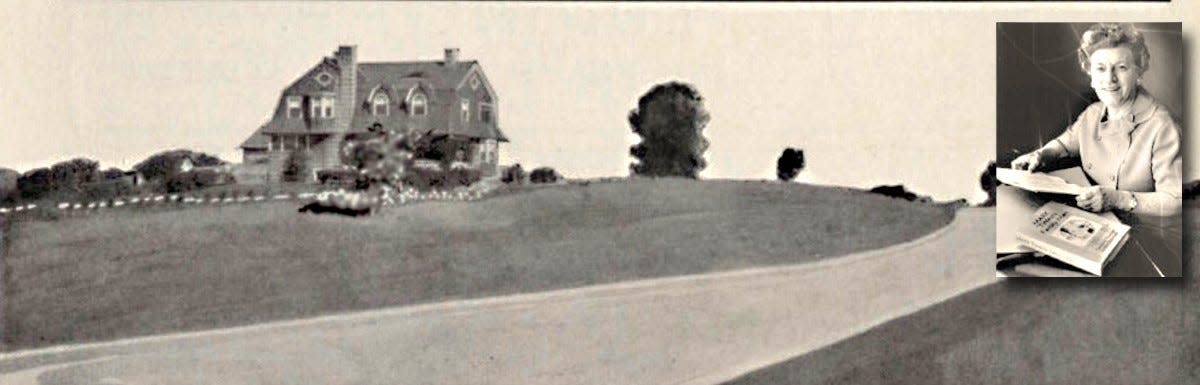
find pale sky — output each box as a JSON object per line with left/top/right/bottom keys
{"left": 2, "top": 2, "right": 1196, "bottom": 201}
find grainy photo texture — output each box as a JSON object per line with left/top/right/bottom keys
{"left": 995, "top": 22, "right": 1184, "bottom": 278}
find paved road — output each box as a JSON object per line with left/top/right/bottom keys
{"left": 0, "top": 209, "right": 996, "bottom": 385}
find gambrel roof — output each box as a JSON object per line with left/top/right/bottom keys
{"left": 240, "top": 55, "right": 506, "bottom": 150}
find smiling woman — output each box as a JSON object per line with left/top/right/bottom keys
{"left": 1001, "top": 23, "right": 1183, "bottom": 217}
{"left": 996, "top": 22, "right": 1183, "bottom": 278}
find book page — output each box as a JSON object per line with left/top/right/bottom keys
{"left": 996, "top": 168, "right": 1086, "bottom": 195}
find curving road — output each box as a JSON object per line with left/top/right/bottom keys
{"left": 0, "top": 208, "right": 997, "bottom": 385}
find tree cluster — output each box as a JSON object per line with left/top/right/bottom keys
{"left": 132, "top": 150, "right": 225, "bottom": 183}
{"left": 14, "top": 158, "right": 101, "bottom": 201}
{"left": 6, "top": 150, "right": 229, "bottom": 203}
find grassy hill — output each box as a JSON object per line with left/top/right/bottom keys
{"left": 723, "top": 201, "right": 1199, "bottom": 385}
{"left": 1, "top": 178, "right": 955, "bottom": 351}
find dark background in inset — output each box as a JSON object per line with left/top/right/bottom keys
{"left": 996, "top": 23, "right": 1184, "bottom": 167}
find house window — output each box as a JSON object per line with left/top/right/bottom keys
{"left": 461, "top": 99, "right": 470, "bottom": 123}
{"left": 482, "top": 139, "right": 497, "bottom": 163}
{"left": 373, "top": 93, "right": 390, "bottom": 116}
{"left": 310, "top": 95, "right": 335, "bottom": 119}
{"left": 410, "top": 93, "right": 427, "bottom": 116}
{"left": 315, "top": 71, "right": 334, "bottom": 86}
{"left": 271, "top": 135, "right": 282, "bottom": 152}
{"left": 480, "top": 104, "right": 493, "bottom": 124}
{"left": 322, "top": 96, "right": 334, "bottom": 118}
{"left": 286, "top": 96, "right": 302, "bottom": 119}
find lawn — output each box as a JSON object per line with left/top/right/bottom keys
{"left": 723, "top": 202, "right": 1198, "bottom": 385}
{"left": 1, "top": 178, "right": 955, "bottom": 351}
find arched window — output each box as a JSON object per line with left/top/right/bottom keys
{"left": 410, "top": 93, "right": 427, "bottom": 116}
{"left": 372, "top": 93, "right": 390, "bottom": 116}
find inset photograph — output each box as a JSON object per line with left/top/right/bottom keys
{"left": 995, "top": 22, "right": 1184, "bottom": 277}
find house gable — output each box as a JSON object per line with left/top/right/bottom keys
{"left": 456, "top": 64, "right": 498, "bottom": 103}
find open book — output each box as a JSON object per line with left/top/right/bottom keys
{"left": 996, "top": 168, "right": 1087, "bottom": 195}
{"left": 1015, "top": 202, "right": 1131, "bottom": 276}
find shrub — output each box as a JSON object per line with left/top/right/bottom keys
{"left": 82, "top": 179, "right": 136, "bottom": 201}
{"left": 317, "top": 167, "right": 360, "bottom": 188}
{"left": 447, "top": 167, "right": 482, "bottom": 188}
{"left": 776, "top": 148, "right": 805, "bottom": 181}
{"left": 979, "top": 161, "right": 997, "bottom": 206}
{"left": 402, "top": 166, "right": 482, "bottom": 191}
{"left": 529, "top": 167, "right": 561, "bottom": 184}
{"left": 628, "top": 82, "right": 710, "bottom": 178}
{"left": 868, "top": 185, "right": 920, "bottom": 201}
{"left": 165, "top": 168, "right": 235, "bottom": 193}
{"left": 101, "top": 167, "right": 125, "bottom": 180}
{"left": 501, "top": 164, "right": 525, "bottom": 185}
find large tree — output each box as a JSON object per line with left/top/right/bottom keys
{"left": 44, "top": 158, "right": 101, "bottom": 196}
{"left": 628, "top": 82, "right": 710, "bottom": 178}
{"left": 776, "top": 148, "right": 805, "bottom": 182}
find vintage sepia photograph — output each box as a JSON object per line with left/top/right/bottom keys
{"left": 994, "top": 22, "right": 1185, "bottom": 277}
{"left": 1, "top": 2, "right": 1197, "bottom": 385}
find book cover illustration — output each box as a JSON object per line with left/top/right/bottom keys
{"left": 1018, "top": 202, "right": 1131, "bottom": 276}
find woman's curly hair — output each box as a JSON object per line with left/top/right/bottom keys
{"left": 1078, "top": 23, "right": 1151, "bottom": 74}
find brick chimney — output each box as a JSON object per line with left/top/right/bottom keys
{"left": 444, "top": 48, "right": 459, "bottom": 67}
{"left": 334, "top": 45, "right": 357, "bottom": 133}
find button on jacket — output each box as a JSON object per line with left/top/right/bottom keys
{"left": 1052, "top": 89, "right": 1183, "bottom": 215}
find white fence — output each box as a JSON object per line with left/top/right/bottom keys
{"left": 0, "top": 186, "right": 491, "bottom": 217}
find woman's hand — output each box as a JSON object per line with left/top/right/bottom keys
{"left": 1010, "top": 150, "right": 1046, "bottom": 171}
{"left": 1075, "top": 186, "right": 1124, "bottom": 213}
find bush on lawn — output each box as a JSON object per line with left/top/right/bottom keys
{"left": 82, "top": 179, "right": 137, "bottom": 202}
{"left": 502, "top": 164, "right": 526, "bottom": 185}
{"left": 317, "top": 168, "right": 361, "bottom": 188}
{"left": 402, "top": 165, "right": 482, "bottom": 191}
{"left": 165, "top": 168, "right": 236, "bottom": 193}
{"left": 529, "top": 167, "right": 562, "bottom": 184}
{"left": 868, "top": 184, "right": 920, "bottom": 201}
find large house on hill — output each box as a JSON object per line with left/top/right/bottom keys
{"left": 238, "top": 46, "right": 508, "bottom": 182}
